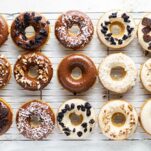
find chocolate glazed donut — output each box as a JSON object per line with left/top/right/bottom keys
{"left": 11, "top": 12, "right": 50, "bottom": 50}
{"left": 57, "top": 54, "right": 97, "bottom": 93}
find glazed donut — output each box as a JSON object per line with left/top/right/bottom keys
{"left": 97, "top": 10, "right": 136, "bottom": 49}
{"left": 0, "top": 98, "right": 13, "bottom": 135}
{"left": 138, "top": 14, "right": 151, "bottom": 52}
{"left": 0, "top": 55, "right": 12, "bottom": 89}
{"left": 55, "top": 10, "right": 94, "bottom": 50}
{"left": 99, "top": 100, "right": 138, "bottom": 140}
{"left": 98, "top": 53, "right": 137, "bottom": 93}
{"left": 11, "top": 12, "right": 50, "bottom": 50}
{"left": 16, "top": 100, "right": 55, "bottom": 140}
{"left": 57, "top": 99, "right": 96, "bottom": 139}
{"left": 57, "top": 54, "right": 97, "bottom": 93}
{"left": 14, "top": 52, "right": 53, "bottom": 91}
{"left": 0, "top": 16, "right": 9, "bottom": 46}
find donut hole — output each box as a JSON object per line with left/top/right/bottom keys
{"left": 29, "top": 114, "right": 43, "bottom": 128}
{"left": 110, "top": 66, "right": 126, "bottom": 80}
{"left": 69, "top": 112, "right": 83, "bottom": 126}
{"left": 109, "top": 21, "right": 125, "bottom": 38}
{"left": 111, "top": 112, "right": 126, "bottom": 127}
{"left": 25, "top": 26, "right": 35, "bottom": 38}
{"left": 71, "top": 67, "right": 82, "bottom": 80}
{"left": 68, "top": 24, "right": 81, "bottom": 36}
{"left": 28, "top": 65, "right": 39, "bottom": 78}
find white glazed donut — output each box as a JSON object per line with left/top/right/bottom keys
{"left": 57, "top": 99, "right": 96, "bottom": 139}
{"left": 97, "top": 10, "right": 136, "bottom": 49}
{"left": 140, "top": 99, "right": 151, "bottom": 135}
{"left": 140, "top": 58, "right": 151, "bottom": 92}
{"left": 98, "top": 100, "right": 138, "bottom": 140}
{"left": 98, "top": 53, "right": 137, "bottom": 93}
{"left": 138, "top": 14, "right": 151, "bottom": 52}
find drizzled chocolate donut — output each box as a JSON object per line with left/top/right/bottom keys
{"left": 55, "top": 10, "right": 94, "bottom": 50}
{"left": 14, "top": 52, "right": 53, "bottom": 91}
{"left": 57, "top": 54, "right": 97, "bottom": 94}
{"left": 0, "top": 98, "right": 13, "bottom": 136}
{"left": 16, "top": 100, "right": 55, "bottom": 140}
{"left": 11, "top": 12, "right": 50, "bottom": 50}
{"left": 0, "top": 55, "right": 12, "bottom": 89}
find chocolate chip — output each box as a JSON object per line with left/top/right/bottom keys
{"left": 39, "top": 29, "right": 48, "bottom": 37}
{"left": 121, "top": 13, "right": 130, "bottom": 23}
{"left": 77, "top": 105, "right": 81, "bottom": 110}
{"left": 64, "top": 131, "right": 70, "bottom": 136}
{"left": 85, "top": 102, "right": 91, "bottom": 109}
{"left": 61, "top": 109, "right": 67, "bottom": 114}
{"left": 35, "top": 35, "right": 43, "bottom": 43}
{"left": 34, "top": 16, "right": 42, "bottom": 23}
{"left": 81, "top": 105, "right": 85, "bottom": 111}
{"left": 143, "top": 34, "right": 151, "bottom": 42}
{"left": 127, "top": 25, "right": 134, "bottom": 35}
{"left": 104, "top": 21, "right": 111, "bottom": 25}
{"left": 118, "top": 39, "right": 123, "bottom": 45}
{"left": 46, "top": 20, "right": 50, "bottom": 24}
{"left": 110, "top": 37, "right": 116, "bottom": 45}
{"left": 77, "top": 131, "right": 83, "bottom": 137}
{"left": 63, "top": 127, "right": 70, "bottom": 132}
{"left": 90, "top": 128, "right": 92, "bottom": 132}
{"left": 22, "top": 35, "right": 27, "bottom": 41}
{"left": 0, "top": 108, "right": 8, "bottom": 119}
{"left": 70, "top": 103, "right": 75, "bottom": 109}
{"left": 89, "top": 119, "right": 95, "bottom": 124}
{"left": 106, "top": 33, "right": 112, "bottom": 37}
{"left": 101, "top": 24, "right": 108, "bottom": 31}
{"left": 122, "top": 34, "right": 128, "bottom": 40}
{"left": 142, "top": 17, "right": 151, "bottom": 26}
{"left": 86, "top": 109, "right": 91, "bottom": 116}
{"left": 81, "top": 122, "right": 87, "bottom": 128}
{"left": 59, "top": 122, "right": 65, "bottom": 128}
{"left": 109, "top": 12, "right": 117, "bottom": 18}
{"left": 57, "top": 112, "right": 64, "bottom": 122}
{"left": 73, "top": 128, "right": 76, "bottom": 132}
{"left": 24, "top": 12, "right": 31, "bottom": 22}
{"left": 29, "top": 40, "right": 35, "bottom": 45}
{"left": 148, "top": 43, "right": 151, "bottom": 50}
{"left": 84, "top": 128, "right": 87, "bottom": 133}
{"left": 142, "top": 26, "right": 151, "bottom": 34}
{"left": 101, "top": 29, "right": 107, "bottom": 34}
{"left": 65, "top": 104, "right": 70, "bottom": 111}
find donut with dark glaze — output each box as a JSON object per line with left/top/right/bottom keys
{"left": 55, "top": 10, "right": 94, "bottom": 50}
{"left": 14, "top": 52, "right": 53, "bottom": 91}
{"left": 11, "top": 12, "right": 50, "bottom": 50}
{"left": 57, "top": 54, "right": 97, "bottom": 93}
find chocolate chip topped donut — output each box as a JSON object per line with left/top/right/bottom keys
{"left": 14, "top": 52, "right": 53, "bottom": 91}
{"left": 11, "top": 12, "right": 50, "bottom": 50}
{"left": 16, "top": 100, "right": 55, "bottom": 140}
{"left": 57, "top": 99, "right": 96, "bottom": 139}
{"left": 0, "top": 55, "right": 12, "bottom": 89}
{"left": 55, "top": 10, "right": 94, "bottom": 50}
{"left": 97, "top": 11, "right": 136, "bottom": 49}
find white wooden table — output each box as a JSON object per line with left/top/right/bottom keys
{"left": 1, "top": 0, "right": 151, "bottom": 150}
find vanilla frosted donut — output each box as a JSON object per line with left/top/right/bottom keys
{"left": 140, "top": 58, "right": 151, "bottom": 92}
{"left": 97, "top": 10, "right": 136, "bottom": 49}
{"left": 57, "top": 99, "right": 96, "bottom": 139}
{"left": 138, "top": 14, "right": 151, "bottom": 52}
{"left": 98, "top": 53, "right": 137, "bottom": 93}
{"left": 140, "top": 99, "right": 151, "bottom": 135}
{"left": 99, "top": 100, "right": 138, "bottom": 140}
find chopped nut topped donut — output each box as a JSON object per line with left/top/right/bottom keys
{"left": 14, "top": 52, "right": 53, "bottom": 91}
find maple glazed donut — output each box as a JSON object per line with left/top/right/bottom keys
{"left": 99, "top": 100, "right": 138, "bottom": 140}
{"left": 57, "top": 99, "right": 96, "bottom": 139}
{"left": 57, "top": 54, "right": 97, "bottom": 93}
{"left": 0, "top": 98, "right": 13, "bottom": 136}
{"left": 97, "top": 10, "right": 136, "bottom": 49}
{"left": 14, "top": 52, "right": 53, "bottom": 91}
{"left": 16, "top": 100, "right": 55, "bottom": 140}
{"left": 55, "top": 10, "right": 94, "bottom": 50}
{"left": 98, "top": 53, "right": 137, "bottom": 93}
{"left": 138, "top": 14, "right": 151, "bottom": 52}
{"left": 11, "top": 12, "right": 50, "bottom": 50}
{"left": 0, "top": 55, "right": 12, "bottom": 89}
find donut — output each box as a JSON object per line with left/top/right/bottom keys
{"left": 55, "top": 10, "right": 94, "bottom": 50}
{"left": 97, "top": 10, "right": 136, "bottom": 49}
{"left": 16, "top": 100, "right": 55, "bottom": 140}
{"left": 98, "top": 100, "right": 138, "bottom": 140}
{"left": 0, "top": 98, "right": 13, "bottom": 135}
{"left": 57, "top": 54, "right": 97, "bottom": 93}
{"left": 140, "top": 99, "right": 151, "bottom": 135}
{"left": 138, "top": 14, "right": 151, "bottom": 52}
{"left": 11, "top": 12, "right": 50, "bottom": 50}
{"left": 98, "top": 53, "right": 137, "bottom": 93}
{"left": 140, "top": 58, "right": 151, "bottom": 92}
{"left": 57, "top": 99, "right": 96, "bottom": 139}
{"left": 0, "top": 55, "right": 12, "bottom": 89}
{"left": 14, "top": 52, "right": 53, "bottom": 91}
{"left": 0, "top": 15, "right": 9, "bottom": 46}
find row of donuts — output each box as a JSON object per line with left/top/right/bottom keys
{"left": 1, "top": 97, "right": 151, "bottom": 140}
{"left": 0, "top": 10, "right": 150, "bottom": 52}
{"left": 1, "top": 52, "right": 151, "bottom": 93}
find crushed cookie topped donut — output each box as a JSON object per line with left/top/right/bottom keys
{"left": 57, "top": 99, "right": 96, "bottom": 139}
{"left": 16, "top": 100, "right": 55, "bottom": 140}
{"left": 0, "top": 55, "right": 12, "bottom": 89}
{"left": 99, "top": 100, "right": 138, "bottom": 140}
{"left": 11, "top": 12, "right": 50, "bottom": 50}
{"left": 97, "top": 10, "right": 136, "bottom": 49}
{"left": 55, "top": 10, "right": 94, "bottom": 50}
{"left": 14, "top": 52, "right": 53, "bottom": 91}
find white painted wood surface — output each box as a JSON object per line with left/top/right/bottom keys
{"left": 1, "top": 0, "right": 151, "bottom": 150}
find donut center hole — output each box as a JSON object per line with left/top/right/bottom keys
{"left": 111, "top": 112, "right": 126, "bottom": 127}
{"left": 25, "top": 26, "right": 35, "bottom": 38}
{"left": 109, "top": 21, "right": 125, "bottom": 37}
{"left": 110, "top": 66, "right": 126, "bottom": 80}
{"left": 28, "top": 65, "right": 39, "bottom": 78}
{"left": 71, "top": 67, "right": 82, "bottom": 80}
{"left": 69, "top": 112, "right": 83, "bottom": 126}
{"left": 68, "top": 24, "right": 80, "bottom": 36}
{"left": 29, "top": 114, "right": 43, "bottom": 128}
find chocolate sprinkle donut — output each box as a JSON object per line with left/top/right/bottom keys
{"left": 11, "top": 12, "right": 50, "bottom": 50}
